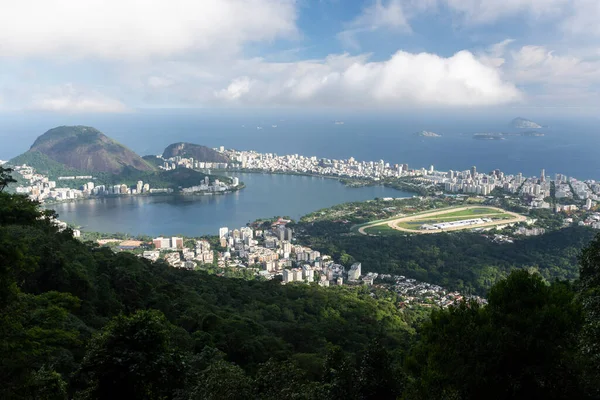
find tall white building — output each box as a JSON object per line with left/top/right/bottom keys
{"left": 348, "top": 263, "right": 362, "bottom": 281}
{"left": 283, "top": 269, "right": 294, "bottom": 283}
{"left": 219, "top": 227, "right": 229, "bottom": 239}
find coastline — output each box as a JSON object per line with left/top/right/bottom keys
{"left": 41, "top": 184, "right": 246, "bottom": 206}
{"left": 212, "top": 168, "right": 422, "bottom": 195}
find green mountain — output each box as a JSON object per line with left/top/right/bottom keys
{"left": 12, "top": 126, "right": 155, "bottom": 174}
{"left": 162, "top": 142, "right": 230, "bottom": 163}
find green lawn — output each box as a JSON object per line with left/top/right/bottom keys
{"left": 363, "top": 224, "right": 404, "bottom": 235}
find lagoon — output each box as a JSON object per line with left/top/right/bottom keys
{"left": 50, "top": 173, "right": 411, "bottom": 236}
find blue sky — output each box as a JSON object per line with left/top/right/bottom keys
{"left": 0, "top": 0, "right": 599, "bottom": 113}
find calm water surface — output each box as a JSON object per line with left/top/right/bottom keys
{"left": 50, "top": 173, "right": 411, "bottom": 236}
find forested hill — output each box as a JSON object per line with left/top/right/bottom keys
{"left": 11, "top": 126, "right": 155, "bottom": 174}
{"left": 1, "top": 165, "right": 599, "bottom": 399}
{"left": 296, "top": 220, "right": 597, "bottom": 295}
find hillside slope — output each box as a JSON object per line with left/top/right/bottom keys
{"left": 162, "top": 142, "right": 230, "bottom": 163}
{"left": 16, "top": 126, "right": 155, "bottom": 174}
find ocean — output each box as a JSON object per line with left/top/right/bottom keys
{"left": 1, "top": 109, "right": 599, "bottom": 180}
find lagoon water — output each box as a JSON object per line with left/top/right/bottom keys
{"left": 50, "top": 173, "right": 411, "bottom": 236}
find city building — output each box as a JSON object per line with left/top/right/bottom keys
{"left": 152, "top": 237, "right": 184, "bottom": 250}
{"left": 348, "top": 263, "right": 362, "bottom": 281}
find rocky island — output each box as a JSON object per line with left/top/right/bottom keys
{"left": 416, "top": 130, "right": 442, "bottom": 137}
{"left": 511, "top": 117, "right": 542, "bottom": 129}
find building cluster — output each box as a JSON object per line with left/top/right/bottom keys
{"left": 578, "top": 213, "right": 600, "bottom": 230}
{"left": 419, "top": 166, "right": 599, "bottom": 212}
{"left": 9, "top": 162, "right": 242, "bottom": 203}
{"left": 144, "top": 237, "right": 214, "bottom": 269}
{"left": 421, "top": 217, "right": 491, "bottom": 231}
{"left": 220, "top": 149, "right": 427, "bottom": 180}
{"left": 217, "top": 220, "right": 371, "bottom": 287}
{"left": 515, "top": 226, "right": 546, "bottom": 236}
{"left": 180, "top": 176, "right": 238, "bottom": 194}
{"left": 10, "top": 164, "right": 175, "bottom": 203}
{"left": 155, "top": 154, "right": 229, "bottom": 171}
{"left": 379, "top": 274, "right": 487, "bottom": 308}
{"left": 423, "top": 166, "right": 521, "bottom": 196}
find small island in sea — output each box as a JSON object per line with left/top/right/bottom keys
{"left": 473, "top": 133, "right": 506, "bottom": 140}
{"left": 415, "top": 130, "right": 442, "bottom": 138}
{"left": 473, "top": 131, "right": 545, "bottom": 140}
{"left": 511, "top": 117, "right": 542, "bottom": 129}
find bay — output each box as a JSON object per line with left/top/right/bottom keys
{"left": 49, "top": 173, "right": 411, "bottom": 236}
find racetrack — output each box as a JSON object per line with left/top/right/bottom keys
{"left": 358, "top": 206, "right": 526, "bottom": 235}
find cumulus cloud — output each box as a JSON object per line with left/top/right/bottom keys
{"left": 215, "top": 77, "right": 255, "bottom": 100}
{"left": 212, "top": 50, "right": 522, "bottom": 107}
{"left": 338, "top": 0, "right": 411, "bottom": 48}
{"left": 0, "top": 0, "right": 297, "bottom": 59}
{"left": 477, "top": 39, "right": 515, "bottom": 69}
{"left": 29, "top": 84, "right": 129, "bottom": 113}
{"left": 509, "top": 45, "right": 600, "bottom": 85}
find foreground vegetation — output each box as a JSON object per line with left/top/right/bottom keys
{"left": 297, "top": 219, "right": 595, "bottom": 295}
{"left": 1, "top": 166, "right": 599, "bottom": 399}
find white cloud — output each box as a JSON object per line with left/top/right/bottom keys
{"left": 215, "top": 77, "right": 255, "bottom": 100}
{"left": 0, "top": 0, "right": 297, "bottom": 60}
{"left": 212, "top": 50, "right": 522, "bottom": 107}
{"left": 478, "top": 39, "right": 515, "bottom": 68}
{"left": 338, "top": 0, "right": 411, "bottom": 48}
{"left": 29, "top": 84, "right": 129, "bottom": 113}
{"left": 509, "top": 45, "right": 600, "bottom": 85}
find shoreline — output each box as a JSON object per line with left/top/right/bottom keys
{"left": 214, "top": 168, "right": 421, "bottom": 194}
{"left": 41, "top": 184, "right": 245, "bottom": 207}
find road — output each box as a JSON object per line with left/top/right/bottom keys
{"left": 358, "top": 206, "right": 527, "bottom": 235}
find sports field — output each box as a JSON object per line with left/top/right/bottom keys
{"left": 359, "top": 206, "right": 525, "bottom": 235}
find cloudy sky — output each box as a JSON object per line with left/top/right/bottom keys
{"left": 0, "top": 0, "right": 598, "bottom": 113}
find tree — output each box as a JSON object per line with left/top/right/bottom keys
{"left": 186, "top": 360, "right": 253, "bottom": 400}
{"left": 0, "top": 166, "right": 17, "bottom": 192}
{"left": 357, "top": 339, "right": 404, "bottom": 400}
{"left": 75, "top": 310, "right": 188, "bottom": 400}
{"left": 406, "top": 270, "right": 583, "bottom": 400}
{"left": 578, "top": 234, "right": 600, "bottom": 397}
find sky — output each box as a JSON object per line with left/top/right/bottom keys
{"left": 0, "top": 0, "right": 599, "bottom": 114}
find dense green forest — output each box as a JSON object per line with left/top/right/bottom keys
{"left": 1, "top": 166, "right": 599, "bottom": 399}
{"left": 295, "top": 220, "right": 596, "bottom": 295}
